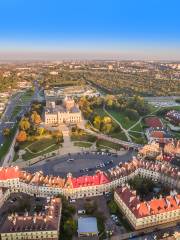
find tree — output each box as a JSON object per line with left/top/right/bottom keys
{"left": 93, "top": 115, "right": 101, "bottom": 130}
{"left": 103, "top": 123, "right": 113, "bottom": 134}
{"left": 125, "top": 108, "right": 139, "bottom": 121}
{"left": 16, "top": 131, "right": 27, "bottom": 142}
{"left": 31, "top": 111, "right": 42, "bottom": 124}
{"left": 52, "top": 130, "right": 63, "bottom": 144}
{"left": 102, "top": 116, "right": 112, "bottom": 124}
{"left": 108, "top": 200, "right": 118, "bottom": 214}
{"left": 105, "top": 95, "right": 114, "bottom": 108}
{"left": 3, "top": 128, "right": 10, "bottom": 136}
{"left": 36, "top": 127, "right": 45, "bottom": 136}
{"left": 19, "top": 117, "right": 30, "bottom": 131}
{"left": 63, "top": 219, "right": 76, "bottom": 239}
{"left": 31, "top": 102, "right": 42, "bottom": 114}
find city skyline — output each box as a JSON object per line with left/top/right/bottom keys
{"left": 0, "top": 0, "right": 180, "bottom": 60}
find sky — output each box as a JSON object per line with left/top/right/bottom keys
{"left": 0, "top": 0, "right": 180, "bottom": 60}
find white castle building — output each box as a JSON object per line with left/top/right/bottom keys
{"left": 44, "top": 97, "right": 82, "bottom": 125}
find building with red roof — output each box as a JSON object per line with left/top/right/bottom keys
{"left": 0, "top": 166, "right": 20, "bottom": 181}
{"left": 0, "top": 197, "right": 62, "bottom": 240}
{"left": 66, "top": 171, "right": 109, "bottom": 189}
{"left": 0, "top": 159, "right": 179, "bottom": 200}
{"left": 115, "top": 186, "right": 180, "bottom": 230}
{"left": 145, "top": 127, "right": 172, "bottom": 144}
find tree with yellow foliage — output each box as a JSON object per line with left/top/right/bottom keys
{"left": 16, "top": 131, "right": 27, "bottom": 142}
{"left": 31, "top": 111, "right": 42, "bottom": 125}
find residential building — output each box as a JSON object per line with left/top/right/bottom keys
{"left": 0, "top": 157, "right": 179, "bottom": 200}
{"left": 114, "top": 186, "right": 180, "bottom": 230}
{"left": 0, "top": 197, "right": 62, "bottom": 240}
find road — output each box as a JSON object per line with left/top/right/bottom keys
{"left": 26, "top": 150, "right": 134, "bottom": 178}
{"left": 0, "top": 93, "right": 22, "bottom": 147}
{"left": 0, "top": 80, "right": 41, "bottom": 165}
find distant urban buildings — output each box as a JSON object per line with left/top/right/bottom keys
{"left": 166, "top": 110, "right": 180, "bottom": 126}
{"left": 44, "top": 86, "right": 100, "bottom": 101}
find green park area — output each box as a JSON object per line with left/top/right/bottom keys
{"left": 19, "top": 89, "right": 34, "bottom": 103}
{"left": 71, "top": 127, "right": 124, "bottom": 151}
{"left": 10, "top": 106, "right": 22, "bottom": 120}
{"left": 71, "top": 128, "right": 97, "bottom": 142}
{"left": 107, "top": 109, "right": 138, "bottom": 129}
{"left": 93, "top": 108, "right": 146, "bottom": 143}
{"left": 73, "top": 141, "right": 93, "bottom": 148}
{"left": 14, "top": 137, "right": 61, "bottom": 161}
{"left": 96, "top": 139, "right": 122, "bottom": 151}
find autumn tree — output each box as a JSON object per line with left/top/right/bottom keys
{"left": 36, "top": 127, "right": 45, "bottom": 136}
{"left": 16, "top": 131, "right": 27, "bottom": 142}
{"left": 52, "top": 130, "right": 63, "bottom": 143}
{"left": 93, "top": 115, "right": 101, "bottom": 130}
{"left": 3, "top": 128, "right": 10, "bottom": 136}
{"left": 19, "top": 117, "right": 30, "bottom": 131}
{"left": 31, "top": 111, "right": 42, "bottom": 124}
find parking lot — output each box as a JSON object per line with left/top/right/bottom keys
{"left": 27, "top": 150, "right": 134, "bottom": 177}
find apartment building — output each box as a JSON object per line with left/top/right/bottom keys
{"left": 114, "top": 186, "right": 180, "bottom": 230}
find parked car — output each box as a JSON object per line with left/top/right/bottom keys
{"left": 67, "top": 158, "right": 74, "bottom": 162}
{"left": 78, "top": 209, "right": 86, "bottom": 214}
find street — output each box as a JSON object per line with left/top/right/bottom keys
{"left": 26, "top": 150, "right": 134, "bottom": 177}
{"left": 0, "top": 80, "right": 41, "bottom": 165}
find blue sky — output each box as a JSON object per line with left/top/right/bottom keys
{"left": 0, "top": 0, "right": 180, "bottom": 60}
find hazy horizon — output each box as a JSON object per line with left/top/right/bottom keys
{"left": 0, "top": 0, "right": 180, "bottom": 61}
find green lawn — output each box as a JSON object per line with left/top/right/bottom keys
{"left": 172, "top": 132, "right": 180, "bottom": 140}
{"left": 109, "top": 132, "right": 128, "bottom": 141}
{"left": 28, "top": 138, "right": 57, "bottom": 153}
{"left": 20, "top": 89, "right": 34, "bottom": 102}
{"left": 11, "top": 106, "right": 22, "bottom": 120}
{"left": 96, "top": 139, "right": 122, "bottom": 151}
{"left": 73, "top": 141, "right": 92, "bottom": 148}
{"left": 107, "top": 110, "right": 138, "bottom": 129}
{"left": 129, "top": 122, "right": 143, "bottom": 132}
{"left": 92, "top": 108, "right": 131, "bottom": 141}
{"left": 71, "top": 133, "right": 97, "bottom": 142}
{"left": 21, "top": 144, "right": 59, "bottom": 161}
{"left": 14, "top": 137, "right": 61, "bottom": 161}
{"left": 129, "top": 131, "right": 147, "bottom": 144}
{"left": 0, "top": 124, "right": 18, "bottom": 162}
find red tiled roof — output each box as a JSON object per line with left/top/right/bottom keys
{"left": 145, "top": 117, "right": 163, "bottom": 128}
{"left": 151, "top": 131, "right": 164, "bottom": 139}
{"left": 66, "top": 171, "right": 109, "bottom": 188}
{"left": 116, "top": 187, "right": 180, "bottom": 218}
{"left": 0, "top": 167, "right": 20, "bottom": 180}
